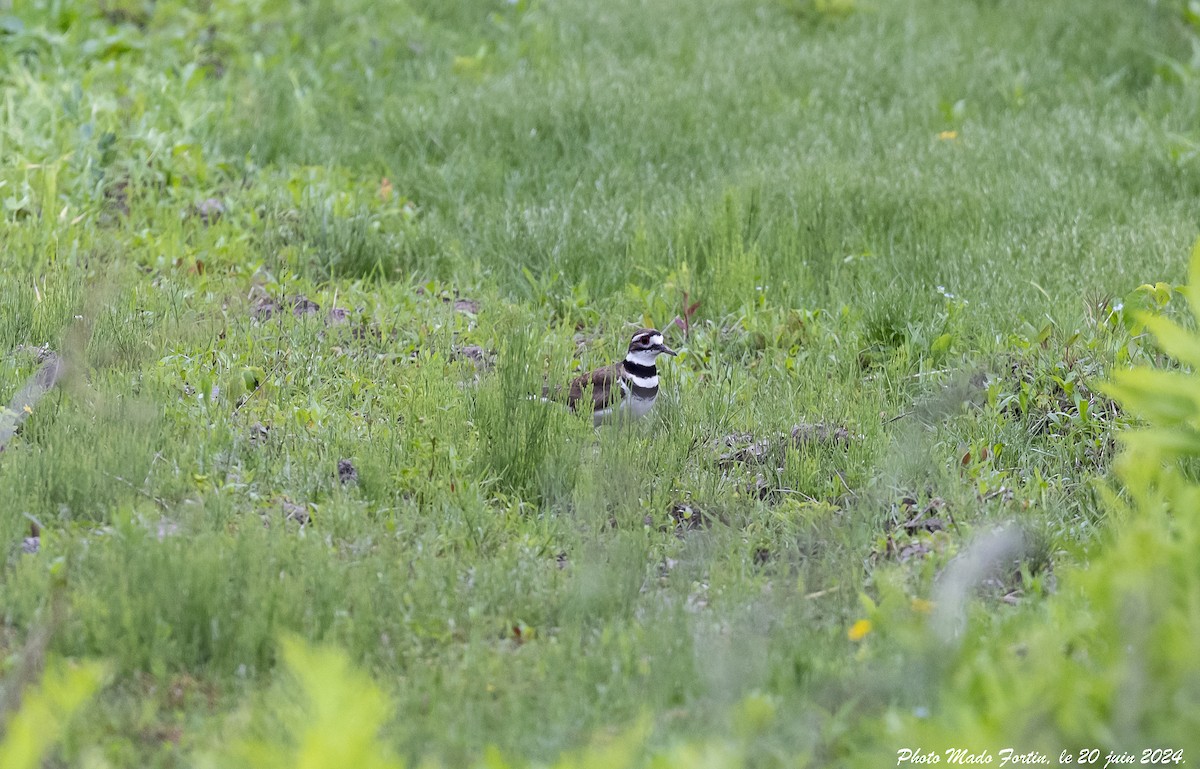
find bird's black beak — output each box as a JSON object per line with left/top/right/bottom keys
{"left": 658, "top": 343, "right": 677, "bottom": 357}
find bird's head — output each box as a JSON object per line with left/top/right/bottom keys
{"left": 628, "top": 328, "right": 677, "bottom": 364}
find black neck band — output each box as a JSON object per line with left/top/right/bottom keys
{"left": 629, "top": 382, "right": 658, "bottom": 399}
{"left": 623, "top": 360, "right": 657, "bottom": 379}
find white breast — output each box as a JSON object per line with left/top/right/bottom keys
{"left": 625, "top": 392, "right": 657, "bottom": 419}
{"left": 592, "top": 382, "right": 657, "bottom": 426}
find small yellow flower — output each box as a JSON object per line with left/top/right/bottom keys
{"left": 937, "top": 130, "right": 958, "bottom": 141}
{"left": 847, "top": 619, "right": 872, "bottom": 641}
{"left": 911, "top": 598, "right": 934, "bottom": 615}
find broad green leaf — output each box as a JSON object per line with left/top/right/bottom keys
{"left": 212, "top": 637, "right": 404, "bottom": 769}
{"left": 0, "top": 659, "right": 107, "bottom": 769}
{"left": 1140, "top": 313, "right": 1200, "bottom": 369}
{"left": 281, "top": 637, "right": 401, "bottom": 769}
{"left": 1118, "top": 427, "right": 1200, "bottom": 459}
{"left": 1185, "top": 236, "right": 1200, "bottom": 324}
{"left": 1103, "top": 368, "right": 1200, "bottom": 426}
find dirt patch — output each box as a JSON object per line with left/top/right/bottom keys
{"left": 416, "top": 286, "right": 480, "bottom": 315}
{"left": 249, "top": 290, "right": 322, "bottom": 321}
{"left": 103, "top": 177, "right": 131, "bottom": 221}
{"left": 712, "top": 423, "right": 854, "bottom": 504}
{"left": 163, "top": 672, "right": 220, "bottom": 711}
{"left": 884, "top": 538, "right": 934, "bottom": 563}
{"left": 349, "top": 322, "right": 385, "bottom": 343}
{"left": 790, "top": 422, "right": 851, "bottom": 445}
{"left": 716, "top": 422, "right": 853, "bottom": 468}
{"left": 895, "top": 495, "right": 951, "bottom": 534}
{"left": 291, "top": 296, "right": 320, "bottom": 316}
{"left": 249, "top": 295, "right": 278, "bottom": 320}
{"left": 451, "top": 344, "right": 495, "bottom": 371}
{"left": 872, "top": 495, "right": 956, "bottom": 564}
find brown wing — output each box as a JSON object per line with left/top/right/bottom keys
{"left": 566, "top": 365, "right": 624, "bottom": 413}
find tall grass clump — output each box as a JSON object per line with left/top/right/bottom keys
{"left": 472, "top": 328, "right": 576, "bottom": 505}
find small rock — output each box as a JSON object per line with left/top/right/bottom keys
{"left": 451, "top": 345, "right": 494, "bottom": 370}
{"left": 337, "top": 459, "right": 358, "bottom": 485}
{"left": 251, "top": 295, "right": 280, "bottom": 320}
{"left": 195, "top": 198, "right": 225, "bottom": 225}
{"left": 37, "top": 353, "right": 66, "bottom": 390}
{"left": 280, "top": 499, "right": 311, "bottom": 525}
{"left": 746, "top": 474, "right": 774, "bottom": 500}
{"left": 21, "top": 536, "right": 39, "bottom": 554}
{"left": 248, "top": 422, "right": 270, "bottom": 445}
{"left": 291, "top": 296, "right": 320, "bottom": 316}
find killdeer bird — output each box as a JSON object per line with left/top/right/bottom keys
{"left": 549, "top": 328, "right": 677, "bottom": 426}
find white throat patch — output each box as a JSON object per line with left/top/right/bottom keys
{"left": 627, "top": 349, "right": 659, "bottom": 367}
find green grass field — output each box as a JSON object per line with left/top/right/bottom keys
{"left": 3, "top": 0, "right": 1200, "bottom": 765}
